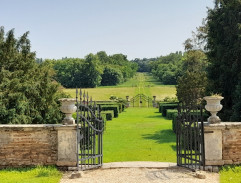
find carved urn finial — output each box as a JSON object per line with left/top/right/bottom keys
{"left": 204, "top": 96, "right": 224, "bottom": 124}
{"left": 59, "top": 98, "right": 77, "bottom": 125}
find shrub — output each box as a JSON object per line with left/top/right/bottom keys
{"left": 101, "top": 110, "right": 114, "bottom": 121}
{"left": 159, "top": 102, "right": 178, "bottom": 113}
{"left": 100, "top": 105, "right": 119, "bottom": 117}
{"left": 166, "top": 109, "right": 178, "bottom": 120}
{"left": 0, "top": 27, "right": 68, "bottom": 124}
{"left": 172, "top": 113, "right": 178, "bottom": 132}
{"left": 161, "top": 104, "right": 178, "bottom": 117}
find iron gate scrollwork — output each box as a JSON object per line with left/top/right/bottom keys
{"left": 76, "top": 89, "right": 104, "bottom": 170}
{"left": 129, "top": 94, "right": 152, "bottom": 107}
{"left": 176, "top": 103, "right": 205, "bottom": 170}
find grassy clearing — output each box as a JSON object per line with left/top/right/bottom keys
{"left": 63, "top": 87, "right": 136, "bottom": 101}
{"left": 0, "top": 166, "right": 62, "bottom": 183}
{"left": 63, "top": 73, "right": 176, "bottom": 101}
{"left": 220, "top": 165, "right": 241, "bottom": 183}
{"left": 103, "top": 107, "right": 176, "bottom": 162}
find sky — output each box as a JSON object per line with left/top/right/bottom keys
{"left": 0, "top": 0, "right": 214, "bottom": 60}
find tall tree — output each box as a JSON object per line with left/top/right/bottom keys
{"left": 206, "top": 0, "right": 241, "bottom": 120}
{"left": 176, "top": 36, "right": 208, "bottom": 105}
{"left": 81, "top": 54, "right": 103, "bottom": 88}
{"left": 0, "top": 27, "right": 66, "bottom": 124}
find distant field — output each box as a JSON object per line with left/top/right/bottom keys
{"left": 63, "top": 87, "right": 136, "bottom": 101}
{"left": 63, "top": 73, "right": 176, "bottom": 101}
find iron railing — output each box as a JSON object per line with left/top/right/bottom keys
{"left": 76, "top": 89, "right": 104, "bottom": 170}
{"left": 176, "top": 103, "right": 205, "bottom": 170}
{"left": 129, "top": 94, "right": 152, "bottom": 107}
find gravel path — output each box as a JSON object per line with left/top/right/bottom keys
{"left": 60, "top": 167, "right": 219, "bottom": 183}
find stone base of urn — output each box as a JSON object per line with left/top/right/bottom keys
{"left": 207, "top": 115, "right": 221, "bottom": 124}
{"left": 62, "top": 118, "right": 75, "bottom": 125}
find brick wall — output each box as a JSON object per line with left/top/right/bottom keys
{"left": 204, "top": 122, "right": 241, "bottom": 166}
{"left": 222, "top": 127, "right": 241, "bottom": 164}
{"left": 0, "top": 125, "right": 59, "bottom": 168}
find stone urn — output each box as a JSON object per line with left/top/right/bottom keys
{"left": 59, "top": 98, "right": 77, "bottom": 125}
{"left": 204, "top": 96, "right": 224, "bottom": 124}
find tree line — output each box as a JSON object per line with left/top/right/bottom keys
{"left": 45, "top": 51, "right": 138, "bottom": 88}
{"left": 134, "top": 0, "right": 241, "bottom": 122}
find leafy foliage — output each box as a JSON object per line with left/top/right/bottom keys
{"left": 149, "top": 52, "right": 183, "bottom": 85}
{"left": 176, "top": 71, "right": 207, "bottom": 105}
{"left": 132, "top": 58, "right": 154, "bottom": 72}
{"left": 0, "top": 27, "right": 67, "bottom": 124}
{"left": 49, "top": 51, "right": 137, "bottom": 88}
{"left": 206, "top": 0, "right": 241, "bottom": 120}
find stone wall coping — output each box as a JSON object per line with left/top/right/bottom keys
{"left": 55, "top": 125, "right": 77, "bottom": 130}
{"left": 204, "top": 122, "right": 241, "bottom": 130}
{"left": 0, "top": 124, "right": 77, "bottom": 130}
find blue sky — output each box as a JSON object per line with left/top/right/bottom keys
{"left": 0, "top": 0, "right": 214, "bottom": 60}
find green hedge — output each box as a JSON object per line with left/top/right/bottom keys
{"left": 159, "top": 102, "right": 178, "bottom": 113}
{"left": 172, "top": 113, "right": 178, "bottom": 133}
{"left": 100, "top": 105, "right": 119, "bottom": 117}
{"left": 101, "top": 110, "right": 114, "bottom": 121}
{"left": 162, "top": 104, "right": 178, "bottom": 117}
{"left": 97, "top": 102, "right": 124, "bottom": 113}
{"left": 166, "top": 109, "right": 178, "bottom": 120}
{"left": 158, "top": 102, "right": 169, "bottom": 113}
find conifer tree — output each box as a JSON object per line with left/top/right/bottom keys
{"left": 0, "top": 27, "right": 66, "bottom": 124}
{"left": 206, "top": 0, "right": 241, "bottom": 120}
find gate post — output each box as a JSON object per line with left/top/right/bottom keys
{"left": 56, "top": 125, "right": 78, "bottom": 167}
{"left": 204, "top": 124, "right": 223, "bottom": 166}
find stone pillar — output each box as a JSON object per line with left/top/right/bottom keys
{"left": 56, "top": 125, "right": 77, "bottom": 167}
{"left": 204, "top": 124, "right": 224, "bottom": 165}
{"left": 126, "top": 96, "right": 130, "bottom": 107}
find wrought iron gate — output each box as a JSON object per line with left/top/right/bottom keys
{"left": 129, "top": 94, "right": 152, "bottom": 107}
{"left": 176, "top": 103, "right": 205, "bottom": 170}
{"left": 76, "top": 89, "right": 104, "bottom": 170}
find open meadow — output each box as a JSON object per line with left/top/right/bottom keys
{"left": 63, "top": 73, "right": 176, "bottom": 101}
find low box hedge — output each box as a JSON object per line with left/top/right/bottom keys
{"left": 162, "top": 104, "right": 178, "bottom": 117}
{"left": 159, "top": 102, "right": 178, "bottom": 113}
{"left": 101, "top": 110, "right": 114, "bottom": 121}
{"left": 97, "top": 101, "right": 126, "bottom": 113}
{"left": 97, "top": 102, "right": 123, "bottom": 113}
{"left": 172, "top": 113, "right": 178, "bottom": 133}
{"left": 166, "top": 109, "right": 178, "bottom": 120}
{"left": 100, "top": 105, "right": 119, "bottom": 117}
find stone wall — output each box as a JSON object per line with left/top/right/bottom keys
{"left": 0, "top": 124, "right": 77, "bottom": 168}
{"left": 204, "top": 122, "right": 241, "bottom": 166}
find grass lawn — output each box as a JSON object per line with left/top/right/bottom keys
{"left": 0, "top": 166, "right": 62, "bottom": 183}
{"left": 103, "top": 107, "right": 176, "bottom": 162}
{"left": 63, "top": 73, "right": 176, "bottom": 101}
{"left": 220, "top": 165, "right": 241, "bottom": 183}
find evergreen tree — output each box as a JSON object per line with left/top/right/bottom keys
{"left": 206, "top": 0, "right": 241, "bottom": 120}
{"left": 176, "top": 38, "right": 208, "bottom": 105}
{"left": 0, "top": 27, "right": 66, "bottom": 124}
